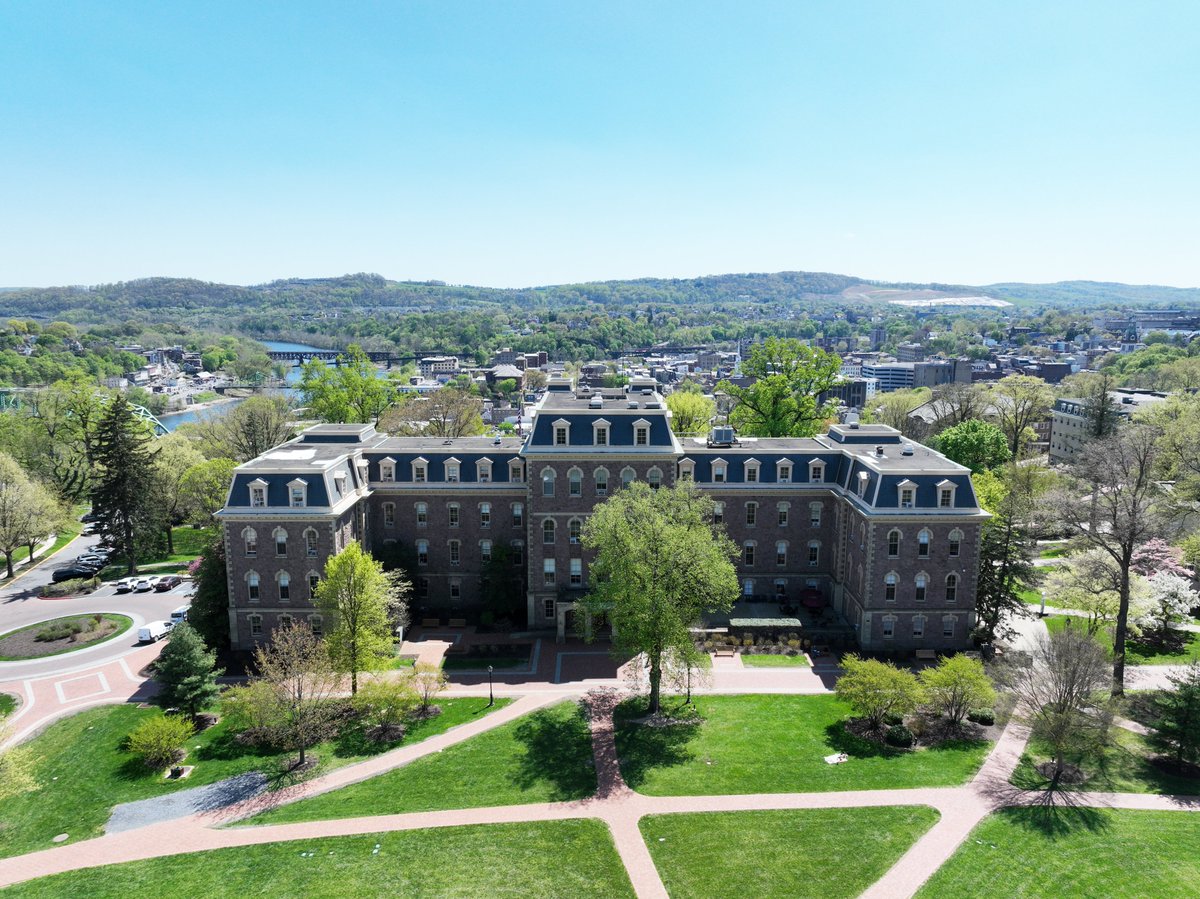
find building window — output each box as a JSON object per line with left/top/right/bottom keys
{"left": 594, "top": 467, "right": 609, "bottom": 496}
{"left": 544, "top": 598, "right": 556, "bottom": 620}
{"left": 542, "top": 468, "right": 555, "bottom": 497}
{"left": 678, "top": 459, "right": 695, "bottom": 481}
{"left": 555, "top": 425, "right": 568, "bottom": 446}
{"left": 857, "top": 472, "right": 869, "bottom": 498}
{"left": 480, "top": 539, "right": 492, "bottom": 563}
{"left": 510, "top": 461, "right": 523, "bottom": 482}
{"left": 881, "top": 616, "right": 894, "bottom": 639}
{"left": 940, "top": 488, "right": 952, "bottom": 507}
{"left": 945, "top": 574, "right": 958, "bottom": 603}
{"left": 943, "top": 616, "right": 956, "bottom": 638}
{"left": 621, "top": 467, "right": 636, "bottom": 487}
{"left": 247, "top": 572, "right": 260, "bottom": 603}
{"left": 635, "top": 425, "right": 648, "bottom": 446}
{"left": 477, "top": 459, "right": 492, "bottom": 482}
{"left": 744, "top": 542, "right": 756, "bottom": 566}
{"left": 745, "top": 459, "right": 760, "bottom": 483}
{"left": 746, "top": 502, "right": 757, "bottom": 526}
{"left": 595, "top": 426, "right": 608, "bottom": 446}
{"left": 570, "top": 558, "right": 583, "bottom": 587}
{"left": 416, "top": 502, "right": 428, "bottom": 526}
{"left": 418, "top": 577, "right": 429, "bottom": 597}
{"left": 278, "top": 572, "right": 290, "bottom": 602}
{"left": 543, "top": 558, "right": 556, "bottom": 586}
{"left": 568, "top": 468, "right": 582, "bottom": 497}
{"left": 543, "top": 519, "right": 556, "bottom": 544}
{"left": 569, "top": 518, "right": 582, "bottom": 544}
{"left": 647, "top": 466, "right": 663, "bottom": 489}
{"left": 887, "top": 529, "right": 901, "bottom": 558}
{"left": 918, "top": 529, "right": 930, "bottom": 558}
{"left": 776, "top": 541, "right": 787, "bottom": 566}
{"left": 480, "top": 502, "right": 491, "bottom": 528}
{"left": 383, "top": 503, "right": 395, "bottom": 527}
{"left": 274, "top": 529, "right": 287, "bottom": 557}
{"left": 413, "top": 460, "right": 427, "bottom": 483}
{"left": 304, "top": 528, "right": 318, "bottom": 557}
{"left": 808, "top": 541, "right": 820, "bottom": 567}
{"left": 513, "top": 503, "right": 524, "bottom": 527}
{"left": 417, "top": 540, "right": 428, "bottom": 565}
{"left": 949, "top": 529, "right": 962, "bottom": 557}
{"left": 743, "top": 579, "right": 755, "bottom": 597}
{"left": 309, "top": 615, "right": 323, "bottom": 636}
{"left": 898, "top": 479, "right": 917, "bottom": 508}
{"left": 511, "top": 542, "right": 523, "bottom": 566}
{"left": 915, "top": 574, "right": 927, "bottom": 602}
{"left": 884, "top": 573, "right": 897, "bottom": 602}
{"left": 810, "top": 461, "right": 824, "bottom": 483}
{"left": 308, "top": 573, "right": 320, "bottom": 597}
{"left": 775, "top": 579, "right": 787, "bottom": 597}
{"left": 809, "top": 503, "right": 822, "bottom": 527}
{"left": 913, "top": 616, "right": 925, "bottom": 638}
{"left": 713, "top": 462, "right": 727, "bottom": 483}
{"left": 448, "top": 503, "right": 460, "bottom": 527}
{"left": 778, "top": 463, "right": 791, "bottom": 483}
{"left": 276, "top": 614, "right": 292, "bottom": 630}
{"left": 778, "top": 504, "right": 789, "bottom": 527}
{"left": 380, "top": 459, "right": 396, "bottom": 482}
{"left": 243, "top": 528, "right": 257, "bottom": 558}
{"left": 446, "top": 460, "right": 460, "bottom": 482}
{"left": 445, "top": 539, "right": 458, "bottom": 566}
{"left": 249, "top": 614, "right": 262, "bottom": 637}
{"left": 289, "top": 480, "right": 307, "bottom": 508}
{"left": 249, "top": 484, "right": 267, "bottom": 508}
{"left": 449, "top": 579, "right": 461, "bottom": 600}
{"left": 713, "top": 502, "right": 724, "bottom": 524}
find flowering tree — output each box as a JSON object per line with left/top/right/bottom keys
{"left": 1142, "top": 572, "right": 1196, "bottom": 640}
{"left": 1131, "top": 539, "right": 1190, "bottom": 579}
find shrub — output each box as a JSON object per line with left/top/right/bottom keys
{"left": 127, "top": 713, "right": 193, "bottom": 769}
{"left": 353, "top": 677, "right": 419, "bottom": 734}
{"left": 920, "top": 655, "right": 997, "bottom": 726}
{"left": 835, "top": 655, "right": 922, "bottom": 730}
{"left": 885, "top": 724, "right": 915, "bottom": 748}
{"left": 968, "top": 708, "right": 996, "bottom": 726}
{"left": 883, "top": 711, "right": 905, "bottom": 727}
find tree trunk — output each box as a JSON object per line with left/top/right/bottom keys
{"left": 27, "top": 541, "right": 36, "bottom": 562}
{"left": 5, "top": 554, "right": 13, "bottom": 579}
{"left": 647, "top": 654, "right": 662, "bottom": 714}
{"left": 1112, "top": 564, "right": 1130, "bottom": 696}
{"left": 165, "top": 525, "right": 174, "bottom": 555}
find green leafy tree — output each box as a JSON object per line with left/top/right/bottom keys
{"left": 185, "top": 394, "right": 294, "bottom": 462}
{"left": 972, "top": 464, "right": 1039, "bottom": 645}
{"left": 315, "top": 542, "right": 411, "bottom": 694}
{"left": 580, "top": 481, "right": 739, "bottom": 714}
{"left": 411, "top": 662, "right": 448, "bottom": 714}
{"left": 993, "top": 374, "right": 1054, "bottom": 457}
{"left": 179, "top": 457, "right": 238, "bottom": 526}
{"left": 188, "top": 536, "right": 230, "bottom": 650}
{"left": 127, "top": 713, "right": 194, "bottom": 770}
{"left": 299, "top": 344, "right": 394, "bottom": 423}
{"left": 154, "top": 623, "right": 223, "bottom": 719}
{"left": 254, "top": 622, "right": 341, "bottom": 769}
{"left": 935, "top": 419, "right": 1012, "bottom": 473}
{"left": 90, "top": 395, "right": 163, "bottom": 575}
{"left": 0, "top": 453, "right": 43, "bottom": 578}
{"left": 149, "top": 434, "right": 205, "bottom": 554}
{"left": 919, "top": 655, "right": 996, "bottom": 726}
{"left": 352, "top": 676, "right": 420, "bottom": 737}
{"left": 380, "top": 388, "right": 484, "bottom": 438}
{"left": 665, "top": 390, "right": 716, "bottom": 436}
{"left": 834, "top": 655, "right": 922, "bottom": 731}
{"left": 1152, "top": 662, "right": 1200, "bottom": 767}
{"left": 718, "top": 338, "right": 841, "bottom": 437}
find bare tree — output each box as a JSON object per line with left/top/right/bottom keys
{"left": 254, "top": 623, "right": 341, "bottom": 769}
{"left": 379, "top": 388, "right": 484, "bottom": 438}
{"left": 187, "top": 395, "right": 295, "bottom": 462}
{"left": 1044, "top": 422, "right": 1164, "bottom": 694}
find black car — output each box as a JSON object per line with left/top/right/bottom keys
{"left": 51, "top": 566, "right": 98, "bottom": 583}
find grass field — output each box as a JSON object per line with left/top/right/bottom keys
{"left": 1011, "top": 727, "right": 1200, "bottom": 795}
{"left": 615, "top": 694, "right": 992, "bottom": 795}
{"left": 100, "top": 526, "right": 216, "bottom": 579}
{"left": 247, "top": 700, "right": 596, "bottom": 826}
{"left": 0, "top": 697, "right": 508, "bottom": 859}
{"left": 4, "top": 821, "right": 634, "bottom": 899}
{"left": 0, "top": 692, "right": 16, "bottom": 718}
{"left": 643, "top": 806, "right": 939, "bottom": 899}
{"left": 739, "top": 653, "right": 811, "bottom": 667}
{"left": 917, "top": 807, "right": 1200, "bottom": 898}
{"left": 1044, "top": 614, "right": 1200, "bottom": 664}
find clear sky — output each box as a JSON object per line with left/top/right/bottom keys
{"left": 1, "top": 1, "right": 1197, "bottom": 289}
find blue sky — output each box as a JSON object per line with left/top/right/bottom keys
{"left": 1, "top": 1, "right": 1197, "bottom": 288}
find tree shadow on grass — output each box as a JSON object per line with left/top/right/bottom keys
{"left": 612, "top": 701, "right": 700, "bottom": 790}
{"left": 509, "top": 703, "right": 598, "bottom": 801}
{"left": 1002, "top": 803, "right": 1114, "bottom": 838}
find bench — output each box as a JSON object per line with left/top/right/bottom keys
{"left": 713, "top": 648, "right": 736, "bottom": 659}
{"left": 421, "top": 617, "right": 440, "bottom": 628}
{"left": 448, "top": 618, "right": 467, "bottom": 628}
{"left": 915, "top": 649, "right": 938, "bottom": 663}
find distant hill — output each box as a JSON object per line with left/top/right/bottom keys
{"left": 986, "top": 280, "right": 1200, "bottom": 308}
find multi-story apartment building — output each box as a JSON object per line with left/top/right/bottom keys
{"left": 217, "top": 379, "right": 987, "bottom": 654}
{"left": 1048, "top": 388, "right": 1169, "bottom": 463}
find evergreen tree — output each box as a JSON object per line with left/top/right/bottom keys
{"left": 188, "top": 536, "right": 230, "bottom": 650}
{"left": 90, "top": 395, "right": 162, "bottom": 575}
{"left": 154, "top": 623, "right": 223, "bottom": 719}
{"left": 1152, "top": 662, "right": 1200, "bottom": 767}
{"left": 972, "top": 465, "right": 1038, "bottom": 646}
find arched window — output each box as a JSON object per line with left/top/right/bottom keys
{"left": 776, "top": 541, "right": 787, "bottom": 566}
{"left": 277, "top": 571, "right": 290, "bottom": 602}
{"left": 512, "top": 503, "right": 524, "bottom": 527}
{"left": 480, "top": 502, "right": 491, "bottom": 528}
{"left": 568, "top": 467, "right": 582, "bottom": 497}
{"left": 279, "top": 613, "right": 293, "bottom": 629}
{"left": 884, "top": 572, "right": 897, "bottom": 602}
{"left": 308, "top": 571, "right": 321, "bottom": 598}
{"left": 449, "top": 540, "right": 460, "bottom": 566}
{"left": 569, "top": 518, "right": 582, "bottom": 544}
{"left": 647, "top": 466, "right": 663, "bottom": 489}
{"left": 309, "top": 614, "right": 324, "bottom": 636}
{"left": 621, "top": 466, "right": 636, "bottom": 487}
{"left": 915, "top": 573, "right": 928, "bottom": 602}
{"left": 383, "top": 503, "right": 395, "bottom": 527}
{"left": 448, "top": 503, "right": 460, "bottom": 527}
{"left": 809, "top": 502, "right": 822, "bottom": 527}
{"left": 594, "top": 467, "right": 609, "bottom": 496}
{"left": 480, "top": 539, "right": 492, "bottom": 562}
{"left": 881, "top": 615, "right": 895, "bottom": 639}
{"left": 247, "top": 571, "right": 260, "bottom": 602}
{"left": 542, "top": 467, "right": 556, "bottom": 497}
{"left": 887, "top": 529, "right": 901, "bottom": 558}
{"left": 243, "top": 527, "right": 257, "bottom": 558}
{"left": 912, "top": 615, "right": 926, "bottom": 638}
{"left": 945, "top": 573, "right": 958, "bottom": 603}
{"left": 273, "top": 528, "right": 287, "bottom": 557}
{"left": 416, "top": 540, "right": 429, "bottom": 565}
{"left": 746, "top": 502, "right": 758, "bottom": 526}
{"left": 543, "top": 519, "right": 556, "bottom": 544}
{"left": 948, "top": 529, "right": 963, "bottom": 558}
{"left": 917, "top": 529, "right": 931, "bottom": 559}
{"left": 713, "top": 501, "right": 724, "bottom": 524}
{"left": 304, "top": 527, "right": 318, "bottom": 557}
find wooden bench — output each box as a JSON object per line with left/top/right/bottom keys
{"left": 915, "top": 649, "right": 938, "bottom": 663}
{"left": 713, "top": 648, "right": 736, "bottom": 659}
{"left": 421, "top": 617, "right": 440, "bottom": 628}
{"left": 448, "top": 618, "right": 467, "bottom": 628}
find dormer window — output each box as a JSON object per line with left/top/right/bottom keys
{"left": 248, "top": 479, "right": 268, "bottom": 508}
{"left": 288, "top": 479, "right": 308, "bottom": 508}
{"left": 510, "top": 459, "right": 523, "bottom": 482}
{"left": 809, "top": 459, "right": 825, "bottom": 483}
{"left": 380, "top": 458, "right": 396, "bottom": 483}
{"left": 744, "top": 459, "right": 760, "bottom": 483}
{"left": 937, "top": 479, "right": 957, "bottom": 509}
{"left": 678, "top": 459, "right": 695, "bottom": 481}
{"left": 553, "top": 419, "right": 570, "bottom": 446}
{"left": 633, "top": 419, "right": 651, "bottom": 447}
{"left": 412, "top": 457, "right": 428, "bottom": 483}
{"left": 712, "top": 458, "right": 727, "bottom": 483}
{"left": 477, "top": 459, "right": 492, "bottom": 483}
{"left": 333, "top": 472, "right": 346, "bottom": 498}
{"left": 445, "top": 458, "right": 460, "bottom": 482}
{"left": 592, "top": 419, "right": 610, "bottom": 447}
{"left": 777, "top": 460, "right": 791, "bottom": 483}
{"left": 898, "top": 479, "right": 918, "bottom": 509}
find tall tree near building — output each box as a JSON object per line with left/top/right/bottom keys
{"left": 254, "top": 622, "right": 341, "bottom": 770}
{"left": 992, "top": 374, "right": 1054, "bottom": 457}
{"left": 717, "top": 338, "right": 841, "bottom": 437}
{"left": 1045, "top": 422, "right": 1165, "bottom": 695}
{"left": 314, "top": 542, "right": 411, "bottom": 694}
{"left": 665, "top": 390, "right": 716, "bottom": 436}
{"left": 149, "top": 434, "right": 205, "bottom": 554}
{"left": 188, "top": 536, "right": 230, "bottom": 650}
{"left": 299, "top": 344, "right": 395, "bottom": 424}
{"left": 154, "top": 623, "right": 223, "bottom": 720}
{"left": 1077, "top": 370, "right": 1122, "bottom": 440}
{"left": 185, "top": 395, "right": 295, "bottom": 462}
{"left": 971, "top": 465, "right": 1038, "bottom": 646}
{"left": 581, "top": 481, "right": 739, "bottom": 714}
{"left": 380, "top": 387, "right": 484, "bottom": 438}
{"left": 935, "top": 419, "right": 1011, "bottom": 473}
{"left": 91, "top": 395, "right": 163, "bottom": 576}
{"left": 179, "top": 457, "right": 238, "bottom": 526}
{"left": 17, "top": 479, "right": 66, "bottom": 565}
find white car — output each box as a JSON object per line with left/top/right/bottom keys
{"left": 113, "top": 578, "right": 137, "bottom": 594}
{"left": 133, "top": 578, "right": 154, "bottom": 592}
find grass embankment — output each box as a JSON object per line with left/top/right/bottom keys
{"left": 248, "top": 700, "right": 596, "bottom": 825}
{"left": 918, "top": 808, "right": 1200, "bottom": 898}
{"left": 1011, "top": 727, "right": 1200, "bottom": 795}
{"left": 100, "top": 526, "right": 216, "bottom": 579}
{"left": 615, "top": 694, "right": 992, "bottom": 795}
{"left": 0, "top": 697, "right": 509, "bottom": 859}
{"left": 3, "top": 821, "right": 634, "bottom": 899}
{"left": 643, "top": 806, "right": 940, "bottom": 899}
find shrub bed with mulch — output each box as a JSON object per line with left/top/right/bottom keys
{"left": 0, "top": 614, "right": 133, "bottom": 661}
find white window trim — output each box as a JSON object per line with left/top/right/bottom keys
{"left": 477, "top": 458, "right": 493, "bottom": 482}
{"left": 808, "top": 458, "right": 825, "bottom": 483}
{"left": 287, "top": 478, "right": 308, "bottom": 508}
{"left": 412, "top": 456, "right": 429, "bottom": 483}
{"left": 678, "top": 458, "right": 695, "bottom": 480}
{"left": 379, "top": 456, "right": 397, "bottom": 483}
{"left": 553, "top": 418, "right": 571, "bottom": 446}
{"left": 898, "top": 478, "right": 918, "bottom": 509}
{"left": 633, "top": 418, "right": 651, "bottom": 447}
{"left": 445, "top": 456, "right": 461, "bottom": 483}
{"left": 248, "top": 478, "right": 268, "bottom": 508}
{"left": 776, "top": 458, "right": 792, "bottom": 483}
{"left": 744, "top": 458, "right": 761, "bottom": 483}
{"left": 937, "top": 478, "right": 957, "bottom": 508}
{"left": 712, "top": 457, "right": 728, "bottom": 483}
{"left": 592, "top": 418, "right": 611, "bottom": 446}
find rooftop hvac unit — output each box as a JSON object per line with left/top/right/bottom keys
{"left": 709, "top": 426, "right": 735, "bottom": 446}
{"left": 627, "top": 401, "right": 639, "bottom": 409}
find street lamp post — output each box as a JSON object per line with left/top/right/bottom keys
{"left": 487, "top": 665, "right": 494, "bottom": 707}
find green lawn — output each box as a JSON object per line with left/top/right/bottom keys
{"left": 0, "top": 504, "right": 88, "bottom": 580}
{"left": 615, "top": 694, "right": 992, "bottom": 795}
{"left": 0, "top": 614, "right": 133, "bottom": 661}
{"left": 1044, "top": 615, "right": 1200, "bottom": 664}
{"left": 740, "top": 653, "right": 811, "bottom": 667}
{"left": 1011, "top": 727, "right": 1200, "bottom": 795}
{"left": 247, "top": 700, "right": 596, "bottom": 826}
{"left": 3, "top": 820, "right": 634, "bottom": 899}
{"left": 0, "top": 692, "right": 16, "bottom": 718}
{"left": 918, "top": 807, "right": 1200, "bottom": 898}
{"left": 1036, "top": 544, "right": 1070, "bottom": 559}
{"left": 0, "top": 697, "right": 508, "bottom": 859}
{"left": 643, "top": 806, "right": 939, "bottom": 899}
{"left": 100, "top": 526, "right": 216, "bottom": 579}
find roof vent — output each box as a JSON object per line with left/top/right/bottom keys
{"left": 628, "top": 401, "right": 639, "bottom": 409}
{"left": 589, "top": 396, "right": 604, "bottom": 408}
{"left": 875, "top": 446, "right": 885, "bottom": 457}
{"left": 641, "top": 389, "right": 653, "bottom": 396}
{"left": 443, "top": 440, "right": 453, "bottom": 446}
{"left": 902, "top": 444, "right": 914, "bottom": 456}
{"left": 848, "top": 421, "right": 860, "bottom": 429}
{"left": 493, "top": 437, "right": 502, "bottom": 445}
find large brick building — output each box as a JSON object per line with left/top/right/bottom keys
{"left": 217, "top": 378, "right": 987, "bottom": 653}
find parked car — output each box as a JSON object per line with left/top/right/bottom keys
{"left": 132, "top": 578, "right": 154, "bottom": 592}
{"left": 51, "top": 566, "right": 97, "bottom": 583}
{"left": 80, "top": 511, "right": 99, "bottom": 523}
{"left": 113, "top": 577, "right": 137, "bottom": 593}
{"left": 154, "top": 576, "right": 183, "bottom": 592}
{"left": 137, "top": 621, "right": 171, "bottom": 643}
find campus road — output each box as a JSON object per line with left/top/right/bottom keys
{"left": 0, "top": 532, "right": 193, "bottom": 681}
